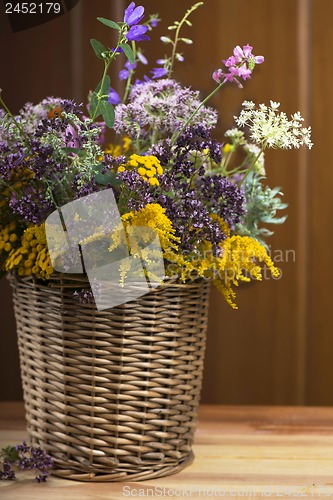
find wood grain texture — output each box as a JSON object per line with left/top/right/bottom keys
{"left": 1, "top": 403, "right": 333, "bottom": 499}
{"left": 306, "top": 0, "right": 333, "bottom": 405}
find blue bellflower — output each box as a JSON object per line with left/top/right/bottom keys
{"left": 124, "top": 2, "right": 144, "bottom": 26}
{"left": 108, "top": 87, "right": 121, "bottom": 105}
{"left": 126, "top": 25, "right": 149, "bottom": 42}
{"left": 151, "top": 67, "right": 168, "bottom": 79}
{"left": 123, "top": 2, "right": 149, "bottom": 42}
{"left": 119, "top": 60, "right": 137, "bottom": 80}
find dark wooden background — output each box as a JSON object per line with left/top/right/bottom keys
{"left": 0, "top": 0, "right": 331, "bottom": 405}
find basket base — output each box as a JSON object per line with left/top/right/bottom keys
{"left": 50, "top": 451, "right": 194, "bottom": 482}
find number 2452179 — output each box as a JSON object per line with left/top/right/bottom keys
{"left": 5, "top": 3, "right": 61, "bottom": 14}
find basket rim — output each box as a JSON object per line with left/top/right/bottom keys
{"left": 8, "top": 270, "right": 211, "bottom": 291}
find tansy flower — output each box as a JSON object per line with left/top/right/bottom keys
{"left": 119, "top": 154, "right": 163, "bottom": 185}
{"left": 5, "top": 224, "right": 53, "bottom": 279}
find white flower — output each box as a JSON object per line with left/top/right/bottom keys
{"left": 234, "top": 101, "right": 313, "bottom": 150}
{"left": 269, "top": 100, "right": 280, "bottom": 110}
{"left": 242, "top": 100, "right": 255, "bottom": 109}
{"left": 224, "top": 128, "right": 245, "bottom": 140}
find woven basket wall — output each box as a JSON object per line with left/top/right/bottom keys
{"left": 9, "top": 273, "right": 211, "bottom": 482}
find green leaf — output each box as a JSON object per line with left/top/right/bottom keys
{"left": 89, "top": 92, "right": 98, "bottom": 118}
{"left": 97, "top": 17, "right": 120, "bottom": 30}
{"left": 95, "top": 171, "right": 121, "bottom": 187}
{"left": 61, "top": 146, "right": 80, "bottom": 155}
{"left": 89, "top": 76, "right": 111, "bottom": 118}
{"left": 120, "top": 43, "right": 135, "bottom": 64}
{"left": 94, "top": 163, "right": 121, "bottom": 186}
{"left": 99, "top": 99, "right": 115, "bottom": 128}
{"left": 2, "top": 445, "right": 20, "bottom": 463}
{"left": 90, "top": 38, "right": 107, "bottom": 60}
{"left": 95, "top": 75, "right": 111, "bottom": 98}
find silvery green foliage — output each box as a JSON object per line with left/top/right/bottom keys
{"left": 234, "top": 171, "right": 288, "bottom": 247}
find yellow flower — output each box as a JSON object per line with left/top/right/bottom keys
{"left": 103, "top": 137, "right": 132, "bottom": 158}
{"left": 149, "top": 177, "right": 159, "bottom": 186}
{"left": 109, "top": 203, "right": 180, "bottom": 260}
{"left": 223, "top": 143, "right": 234, "bottom": 154}
{"left": 137, "top": 167, "right": 147, "bottom": 176}
{"left": 4, "top": 223, "right": 54, "bottom": 279}
{"left": 120, "top": 154, "right": 163, "bottom": 185}
{"left": 0, "top": 221, "right": 20, "bottom": 258}
{"left": 215, "top": 235, "right": 280, "bottom": 309}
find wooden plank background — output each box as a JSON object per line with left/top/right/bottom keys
{"left": 0, "top": 0, "right": 331, "bottom": 405}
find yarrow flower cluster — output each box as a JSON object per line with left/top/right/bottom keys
{"left": 234, "top": 100, "right": 313, "bottom": 149}
{"left": 0, "top": 1, "right": 313, "bottom": 308}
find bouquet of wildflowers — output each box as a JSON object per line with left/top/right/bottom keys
{"left": 0, "top": 2, "right": 312, "bottom": 308}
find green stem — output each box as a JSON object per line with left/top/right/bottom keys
{"left": 168, "top": 26, "right": 180, "bottom": 78}
{"left": 91, "top": 44, "right": 120, "bottom": 122}
{"left": 122, "top": 42, "right": 136, "bottom": 103}
{"left": 172, "top": 80, "right": 225, "bottom": 144}
{"left": 238, "top": 145, "right": 266, "bottom": 188}
{"left": 0, "top": 93, "right": 30, "bottom": 145}
{"left": 122, "top": 71, "right": 133, "bottom": 104}
{"left": 221, "top": 149, "right": 235, "bottom": 172}
{"left": 167, "top": 2, "right": 203, "bottom": 78}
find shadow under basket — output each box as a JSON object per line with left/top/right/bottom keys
{"left": 8, "top": 273, "right": 211, "bottom": 482}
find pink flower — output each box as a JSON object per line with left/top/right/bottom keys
{"left": 213, "top": 44, "right": 264, "bottom": 87}
{"left": 65, "top": 124, "right": 80, "bottom": 148}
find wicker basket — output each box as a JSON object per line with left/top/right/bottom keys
{"left": 9, "top": 273, "right": 210, "bottom": 481}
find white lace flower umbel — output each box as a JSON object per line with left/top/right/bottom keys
{"left": 234, "top": 100, "right": 313, "bottom": 150}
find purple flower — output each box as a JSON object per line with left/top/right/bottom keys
{"left": 108, "top": 87, "right": 121, "bottom": 105}
{"left": 10, "top": 187, "right": 55, "bottom": 224}
{"left": 119, "top": 59, "right": 137, "bottom": 80}
{"left": 237, "top": 63, "right": 252, "bottom": 80}
{"left": 151, "top": 18, "right": 159, "bottom": 27}
{"left": 125, "top": 60, "right": 137, "bottom": 71}
{"left": 126, "top": 24, "right": 149, "bottom": 42}
{"left": 114, "top": 79, "right": 217, "bottom": 139}
{"left": 65, "top": 124, "right": 80, "bottom": 148}
{"left": 124, "top": 2, "right": 144, "bottom": 26}
{"left": 133, "top": 74, "right": 152, "bottom": 85}
{"left": 119, "top": 69, "right": 130, "bottom": 80}
{"left": 151, "top": 67, "right": 168, "bottom": 79}
{"left": 15, "top": 441, "right": 54, "bottom": 483}
{"left": 212, "top": 69, "right": 223, "bottom": 83}
{"left": 0, "top": 460, "right": 16, "bottom": 480}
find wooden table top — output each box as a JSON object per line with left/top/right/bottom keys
{"left": 1, "top": 403, "right": 333, "bottom": 499}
